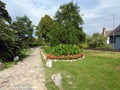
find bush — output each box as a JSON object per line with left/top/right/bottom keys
{"left": 30, "top": 38, "right": 46, "bottom": 47}
{"left": 87, "top": 33, "right": 108, "bottom": 48}
{"left": 43, "top": 46, "right": 52, "bottom": 54}
{"left": 51, "top": 44, "right": 81, "bottom": 56}
{"left": 80, "top": 42, "right": 88, "bottom": 49}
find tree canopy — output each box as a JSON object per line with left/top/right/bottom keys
{"left": 0, "top": 1, "right": 34, "bottom": 62}
{"left": 0, "top": 0, "right": 11, "bottom": 22}
{"left": 12, "top": 15, "right": 34, "bottom": 48}
{"left": 36, "top": 15, "right": 54, "bottom": 43}
{"left": 50, "top": 1, "right": 86, "bottom": 46}
{"left": 36, "top": 1, "right": 86, "bottom": 46}
{"left": 49, "top": 22, "right": 86, "bottom": 46}
{"left": 55, "top": 2, "right": 83, "bottom": 30}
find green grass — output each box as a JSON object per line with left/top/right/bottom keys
{"left": 42, "top": 50, "right": 120, "bottom": 90}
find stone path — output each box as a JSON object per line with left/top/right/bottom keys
{"left": 0, "top": 47, "right": 46, "bottom": 90}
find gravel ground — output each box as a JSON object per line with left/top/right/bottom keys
{"left": 0, "top": 47, "right": 46, "bottom": 90}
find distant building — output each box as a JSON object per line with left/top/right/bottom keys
{"left": 102, "top": 25, "right": 120, "bottom": 49}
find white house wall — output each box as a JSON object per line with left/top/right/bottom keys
{"left": 107, "top": 37, "right": 109, "bottom": 44}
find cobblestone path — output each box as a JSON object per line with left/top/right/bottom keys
{"left": 0, "top": 47, "right": 46, "bottom": 90}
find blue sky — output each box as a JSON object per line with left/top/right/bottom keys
{"left": 3, "top": 0, "right": 120, "bottom": 35}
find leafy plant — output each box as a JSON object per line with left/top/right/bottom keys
{"left": 43, "top": 46, "right": 52, "bottom": 54}
{"left": 51, "top": 44, "right": 81, "bottom": 56}
{"left": 87, "top": 33, "right": 108, "bottom": 48}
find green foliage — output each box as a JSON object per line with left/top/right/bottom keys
{"left": 36, "top": 2, "right": 86, "bottom": 46}
{"left": 44, "top": 50, "right": 120, "bottom": 90}
{"left": 36, "top": 15, "right": 54, "bottom": 44}
{"left": 87, "top": 33, "right": 109, "bottom": 48}
{"left": 0, "top": 18, "right": 16, "bottom": 61}
{"left": 51, "top": 44, "right": 81, "bottom": 56}
{"left": 49, "top": 1, "right": 86, "bottom": 46}
{"left": 0, "top": 0, "right": 34, "bottom": 62}
{"left": 80, "top": 42, "right": 88, "bottom": 49}
{"left": 49, "top": 23, "right": 86, "bottom": 46}
{"left": 55, "top": 1, "right": 83, "bottom": 30}
{"left": 0, "top": 1, "right": 15, "bottom": 61}
{"left": 100, "top": 44, "right": 112, "bottom": 49}
{"left": 43, "top": 46, "right": 52, "bottom": 54}
{"left": 0, "top": 0, "right": 11, "bottom": 22}
{"left": 30, "top": 38, "right": 46, "bottom": 47}
{"left": 12, "top": 15, "right": 34, "bottom": 47}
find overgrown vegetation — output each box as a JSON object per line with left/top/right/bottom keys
{"left": 87, "top": 33, "right": 112, "bottom": 49}
{"left": 0, "top": 0, "right": 34, "bottom": 62}
{"left": 42, "top": 50, "right": 120, "bottom": 90}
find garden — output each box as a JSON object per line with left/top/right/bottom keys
{"left": 44, "top": 44, "right": 84, "bottom": 61}
{"left": 41, "top": 50, "right": 120, "bottom": 90}
{"left": 1, "top": 1, "right": 119, "bottom": 90}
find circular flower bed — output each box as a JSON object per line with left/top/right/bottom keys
{"left": 46, "top": 53, "right": 85, "bottom": 60}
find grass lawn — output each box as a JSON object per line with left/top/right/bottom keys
{"left": 42, "top": 50, "right": 120, "bottom": 90}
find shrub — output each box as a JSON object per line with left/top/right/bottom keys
{"left": 43, "top": 46, "right": 52, "bottom": 54}
{"left": 51, "top": 44, "right": 81, "bottom": 56}
{"left": 80, "top": 42, "right": 88, "bottom": 49}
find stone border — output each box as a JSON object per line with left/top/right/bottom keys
{"left": 40, "top": 49, "right": 46, "bottom": 60}
{"left": 40, "top": 49, "right": 85, "bottom": 62}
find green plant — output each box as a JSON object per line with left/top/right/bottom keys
{"left": 51, "top": 44, "right": 81, "bottom": 56}
{"left": 44, "top": 50, "right": 120, "bottom": 90}
{"left": 43, "top": 46, "right": 52, "bottom": 54}
{"left": 87, "top": 33, "right": 107, "bottom": 48}
{"left": 80, "top": 42, "right": 88, "bottom": 49}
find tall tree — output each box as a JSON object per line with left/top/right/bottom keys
{"left": 36, "top": 15, "right": 54, "bottom": 43}
{"left": 0, "top": 0, "right": 15, "bottom": 61}
{"left": 49, "top": 22, "right": 85, "bottom": 46}
{"left": 0, "top": 18, "right": 16, "bottom": 61}
{"left": 12, "top": 15, "right": 34, "bottom": 48}
{"left": 0, "top": 0, "right": 11, "bottom": 23}
{"left": 49, "top": 1, "right": 86, "bottom": 46}
{"left": 55, "top": 1, "right": 83, "bottom": 30}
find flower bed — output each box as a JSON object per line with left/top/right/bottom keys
{"left": 46, "top": 53, "right": 85, "bottom": 60}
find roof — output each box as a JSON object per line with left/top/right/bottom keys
{"left": 106, "top": 30, "right": 114, "bottom": 36}
{"left": 108, "top": 25, "right": 120, "bottom": 36}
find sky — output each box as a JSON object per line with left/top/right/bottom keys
{"left": 3, "top": 0, "right": 120, "bottom": 36}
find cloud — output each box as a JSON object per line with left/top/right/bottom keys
{"left": 3, "top": 0, "right": 120, "bottom": 35}
{"left": 80, "top": 0, "right": 120, "bottom": 35}
{"left": 4, "top": 0, "right": 60, "bottom": 25}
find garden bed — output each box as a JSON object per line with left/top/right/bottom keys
{"left": 40, "top": 50, "right": 85, "bottom": 62}
{"left": 46, "top": 53, "right": 84, "bottom": 59}
{"left": 42, "top": 44, "right": 85, "bottom": 62}
{"left": 46, "top": 53, "right": 85, "bottom": 62}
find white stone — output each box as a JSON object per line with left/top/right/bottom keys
{"left": 14, "top": 56, "right": 19, "bottom": 61}
{"left": 51, "top": 73, "right": 62, "bottom": 86}
{"left": 46, "top": 59, "right": 52, "bottom": 67}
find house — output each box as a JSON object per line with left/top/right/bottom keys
{"left": 102, "top": 25, "right": 120, "bottom": 49}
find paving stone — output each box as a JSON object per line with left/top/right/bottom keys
{"left": 0, "top": 47, "right": 46, "bottom": 90}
